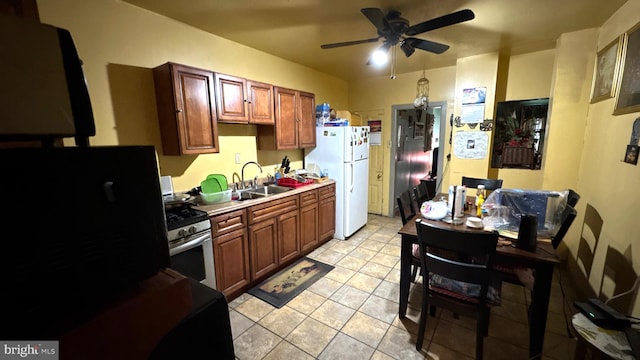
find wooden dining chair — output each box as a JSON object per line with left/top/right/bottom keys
{"left": 413, "top": 182, "right": 431, "bottom": 210}
{"left": 396, "top": 190, "right": 421, "bottom": 283}
{"left": 567, "top": 189, "right": 580, "bottom": 207}
{"left": 415, "top": 219, "right": 500, "bottom": 359}
{"left": 551, "top": 204, "right": 577, "bottom": 249}
{"left": 461, "top": 176, "right": 504, "bottom": 191}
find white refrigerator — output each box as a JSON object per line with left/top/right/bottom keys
{"left": 305, "top": 126, "right": 370, "bottom": 240}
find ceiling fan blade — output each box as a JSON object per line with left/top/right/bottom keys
{"left": 405, "top": 37, "right": 450, "bottom": 55}
{"left": 321, "top": 37, "right": 380, "bottom": 49}
{"left": 361, "top": 8, "right": 389, "bottom": 31}
{"left": 405, "top": 9, "right": 475, "bottom": 36}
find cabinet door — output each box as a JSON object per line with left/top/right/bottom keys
{"left": 249, "top": 218, "right": 279, "bottom": 281}
{"left": 153, "top": 63, "right": 219, "bottom": 155}
{"left": 247, "top": 80, "right": 274, "bottom": 125}
{"left": 274, "top": 87, "right": 298, "bottom": 149}
{"left": 278, "top": 210, "right": 300, "bottom": 264}
{"left": 318, "top": 196, "right": 336, "bottom": 243}
{"left": 297, "top": 91, "right": 316, "bottom": 148}
{"left": 215, "top": 73, "right": 248, "bottom": 123}
{"left": 213, "top": 228, "right": 250, "bottom": 297}
{"left": 300, "top": 203, "right": 318, "bottom": 253}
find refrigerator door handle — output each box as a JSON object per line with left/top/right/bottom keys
{"left": 349, "top": 162, "right": 355, "bottom": 192}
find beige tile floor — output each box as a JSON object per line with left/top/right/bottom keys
{"left": 228, "top": 214, "right": 578, "bottom": 359}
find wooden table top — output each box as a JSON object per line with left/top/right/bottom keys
{"left": 399, "top": 215, "right": 560, "bottom": 265}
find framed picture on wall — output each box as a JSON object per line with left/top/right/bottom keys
{"left": 614, "top": 21, "right": 640, "bottom": 115}
{"left": 590, "top": 36, "right": 623, "bottom": 103}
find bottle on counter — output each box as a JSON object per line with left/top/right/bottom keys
{"left": 476, "top": 185, "right": 486, "bottom": 217}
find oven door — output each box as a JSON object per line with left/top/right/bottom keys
{"left": 169, "top": 231, "right": 216, "bottom": 289}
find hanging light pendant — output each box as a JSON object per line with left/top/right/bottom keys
{"left": 414, "top": 70, "right": 429, "bottom": 108}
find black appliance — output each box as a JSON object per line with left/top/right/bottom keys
{"left": 0, "top": 146, "right": 170, "bottom": 338}
{"left": 0, "top": 15, "right": 95, "bottom": 146}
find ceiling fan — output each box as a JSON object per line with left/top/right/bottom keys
{"left": 320, "top": 8, "right": 475, "bottom": 58}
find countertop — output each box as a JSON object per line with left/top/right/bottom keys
{"left": 192, "top": 180, "right": 335, "bottom": 217}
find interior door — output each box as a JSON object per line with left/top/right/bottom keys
{"left": 356, "top": 110, "right": 384, "bottom": 215}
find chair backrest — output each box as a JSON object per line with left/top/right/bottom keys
{"left": 567, "top": 189, "right": 580, "bottom": 207}
{"left": 461, "top": 176, "right": 503, "bottom": 191}
{"left": 551, "top": 204, "right": 577, "bottom": 249}
{"left": 413, "top": 182, "right": 430, "bottom": 210}
{"left": 577, "top": 203, "right": 603, "bottom": 276}
{"left": 415, "top": 219, "right": 499, "bottom": 301}
{"left": 396, "top": 190, "right": 416, "bottom": 225}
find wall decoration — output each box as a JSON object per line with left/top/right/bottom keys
{"left": 368, "top": 119, "right": 382, "bottom": 146}
{"left": 624, "top": 118, "right": 640, "bottom": 165}
{"left": 591, "top": 36, "right": 623, "bottom": 103}
{"left": 624, "top": 145, "right": 639, "bottom": 165}
{"left": 453, "top": 131, "right": 488, "bottom": 159}
{"left": 491, "top": 98, "right": 549, "bottom": 169}
{"left": 414, "top": 121, "right": 425, "bottom": 139}
{"left": 480, "top": 119, "right": 493, "bottom": 131}
{"left": 461, "top": 87, "right": 486, "bottom": 124}
{"left": 614, "top": 22, "right": 640, "bottom": 115}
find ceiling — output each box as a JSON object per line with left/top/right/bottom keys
{"left": 123, "top": 0, "right": 626, "bottom": 81}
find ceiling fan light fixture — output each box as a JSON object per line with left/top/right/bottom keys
{"left": 400, "top": 40, "right": 415, "bottom": 57}
{"left": 370, "top": 45, "right": 389, "bottom": 66}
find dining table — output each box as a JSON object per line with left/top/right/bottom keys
{"left": 398, "top": 202, "right": 561, "bottom": 360}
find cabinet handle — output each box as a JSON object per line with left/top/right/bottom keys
{"left": 176, "top": 109, "right": 182, "bottom": 113}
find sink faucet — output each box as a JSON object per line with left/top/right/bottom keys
{"left": 231, "top": 172, "right": 241, "bottom": 190}
{"left": 241, "top": 161, "right": 263, "bottom": 189}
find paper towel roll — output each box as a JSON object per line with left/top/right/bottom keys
{"left": 448, "top": 185, "right": 466, "bottom": 218}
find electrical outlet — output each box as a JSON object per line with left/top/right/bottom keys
{"left": 235, "top": 153, "right": 241, "bottom": 164}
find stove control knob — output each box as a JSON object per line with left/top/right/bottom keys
{"left": 178, "top": 229, "right": 187, "bottom": 237}
{"left": 188, "top": 226, "right": 197, "bottom": 234}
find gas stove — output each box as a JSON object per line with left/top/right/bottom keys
{"left": 165, "top": 205, "right": 211, "bottom": 242}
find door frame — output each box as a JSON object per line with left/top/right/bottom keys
{"left": 388, "top": 101, "right": 447, "bottom": 216}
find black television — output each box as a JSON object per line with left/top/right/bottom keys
{"left": 0, "top": 146, "right": 169, "bottom": 338}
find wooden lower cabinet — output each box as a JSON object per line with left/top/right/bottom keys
{"left": 216, "top": 183, "right": 336, "bottom": 301}
{"left": 299, "top": 189, "right": 319, "bottom": 253}
{"left": 213, "top": 228, "right": 250, "bottom": 297}
{"left": 211, "top": 209, "right": 250, "bottom": 298}
{"left": 278, "top": 210, "right": 300, "bottom": 264}
{"left": 318, "top": 184, "right": 336, "bottom": 243}
{"left": 249, "top": 218, "right": 279, "bottom": 280}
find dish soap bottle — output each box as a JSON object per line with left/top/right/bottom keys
{"left": 476, "top": 185, "right": 486, "bottom": 217}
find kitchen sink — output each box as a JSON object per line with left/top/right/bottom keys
{"left": 238, "top": 185, "right": 292, "bottom": 199}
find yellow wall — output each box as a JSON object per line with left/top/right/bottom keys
{"left": 37, "top": 0, "right": 348, "bottom": 192}
{"left": 568, "top": 0, "right": 640, "bottom": 315}
{"left": 348, "top": 66, "right": 457, "bottom": 214}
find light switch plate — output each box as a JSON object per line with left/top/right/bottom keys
{"left": 235, "top": 153, "right": 241, "bottom": 164}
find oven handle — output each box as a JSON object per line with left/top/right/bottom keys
{"left": 169, "top": 232, "right": 211, "bottom": 256}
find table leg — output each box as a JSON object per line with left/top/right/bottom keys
{"left": 529, "top": 263, "right": 553, "bottom": 359}
{"left": 399, "top": 234, "right": 412, "bottom": 318}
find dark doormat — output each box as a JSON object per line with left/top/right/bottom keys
{"left": 247, "top": 257, "right": 334, "bottom": 308}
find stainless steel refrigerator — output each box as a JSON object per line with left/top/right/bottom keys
{"left": 305, "top": 126, "right": 370, "bottom": 240}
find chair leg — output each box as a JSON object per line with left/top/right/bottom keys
{"left": 476, "top": 314, "right": 487, "bottom": 360}
{"left": 416, "top": 283, "right": 429, "bottom": 350}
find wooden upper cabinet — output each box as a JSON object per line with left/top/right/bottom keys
{"left": 257, "top": 87, "right": 315, "bottom": 150}
{"left": 153, "top": 63, "right": 219, "bottom": 155}
{"left": 298, "top": 90, "right": 316, "bottom": 148}
{"left": 273, "top": 87, "right": 298, "bottom": 149}
{"left": 247, "top": 80, "right": 274, "bottom": 125}
{"left": 215, "top": 74, "right": 274, "bottom": 125}
{"left": 215, "top": 73, "right": 248, "bottom": 123}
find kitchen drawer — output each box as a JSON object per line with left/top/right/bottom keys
{"left": 319, "top": 183, "right": 335, "bottom": 200}
{"left": 248, "top": 194, "right": 298, "bottom": 225}
{"left": 210, "top": 209, "right": 247, "bottom": 237}
{"left": 299, "top": 188, "right": 318, "bottom": 207}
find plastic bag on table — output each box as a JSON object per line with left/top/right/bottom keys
{"left": 482, "top": 188, "right": 569, "bottom": 238}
